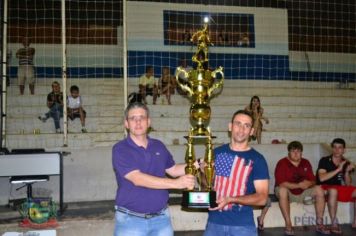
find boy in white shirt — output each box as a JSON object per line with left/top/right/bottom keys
{"left": 67, "top": 85, "right": 87, "bottom": 133}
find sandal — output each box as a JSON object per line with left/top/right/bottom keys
{"left": 284, "top": 227, "right": 295, "bottom": 236}
{"left": 315, "top": 224, "right": 330, "bottom": 235}
{"left": 330, "top": 224, "right": 342, "bottom": 234}
{"left": 257, "top": 216, "right": 264, "bottom": 231}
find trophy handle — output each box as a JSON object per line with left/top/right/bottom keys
{"left": 175, "top": 66, "right": 193, "bottom": 96}
{"left": 208, "top": 66, "right": 224, "bottom": 97}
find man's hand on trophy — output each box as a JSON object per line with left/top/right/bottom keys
{"left": 209, "top": 196, "right": 232, "bottom": 211}
{"left": 176, "top": 174, "right": 195, "bottom": 190}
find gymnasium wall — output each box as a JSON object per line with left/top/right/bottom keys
{"left": 6, "top": 1, "right": 356, "bottom": 80}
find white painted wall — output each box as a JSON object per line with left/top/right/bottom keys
{"left": 7, "top": 28, "right": 123, "bottom": 67}
{"left": 127, "top": 1, "right": 289, "bottom": 55}
{"left": 289, "top": 51, "right": 356, "bottom": 73}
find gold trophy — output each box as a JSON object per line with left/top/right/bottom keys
{"left": 176, "top": 18, "right": 224, "bottom": 209}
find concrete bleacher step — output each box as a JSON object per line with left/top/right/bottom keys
{"left": 149, "top": 117, "right": 356, "bottom": 131}
{"left": 6, "top": 93, "right": 124, "bottom": 106}
{"left": 7, "top": 79, "right": 355, "bottom": 100}
{"left": 149, "top": 130, "right": 356, "bottom": 145}
{"left": 147, "top": 105, "right": 356, "bottom": 121}
{"left": 6, "top": 105, "right": 122, "bottom": 118}
{"left": 6, "top": 116, "right": 124, "bottom": 134}
{"left": 7, "top": 78, "right": 124, "bottom": 93}
{"left": 7, "top": 101, "right": 356, "bottom": 118}
{"left": 209, "top": 95, "right": 356, "bottom": 106}
{"left": 210, "top": 79, "right": 353, "bottom": 89}
{"left": 5, "top": 132, "right": 125, "bottom": 149}
{"left": 216, "top": 86, "right": 356, "bottom": 98}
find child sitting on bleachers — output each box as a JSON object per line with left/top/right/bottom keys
{"left": 67, "top": 85, "right": 87, "bottom": 133}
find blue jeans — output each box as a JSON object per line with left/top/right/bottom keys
{"left": 45, "top": 103, "right": 63, "bottom": 129}
{"left": 204, "top": 222, "right": 257, "bottom": 236}
{"left": 113, "top": 208, "right": 173, "bottom": 236}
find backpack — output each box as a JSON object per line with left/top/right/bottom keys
{"left": 128, "top": 92, "right": 143, "bottom": 104}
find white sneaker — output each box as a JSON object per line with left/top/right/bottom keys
{"left": 55, "top": 129, "right": 61, "bottom": 133}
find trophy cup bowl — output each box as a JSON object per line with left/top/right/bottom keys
{"left": 190, "top": 103, "right": 211, "bottom": 136}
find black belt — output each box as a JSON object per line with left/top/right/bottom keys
{"left": 115, "top": 206, "right": 167, "bottom": 219}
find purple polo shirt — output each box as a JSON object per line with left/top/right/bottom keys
{"left": 112, "top": 135, "right": 175, "bottom": 213}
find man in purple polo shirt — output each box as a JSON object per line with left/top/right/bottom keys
{"left": 112, "top": 102, "right": 195, "bottom": 236}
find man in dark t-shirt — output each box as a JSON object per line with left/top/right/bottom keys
{"left": 317, "top": 138, "right": 356, "bottom": 234}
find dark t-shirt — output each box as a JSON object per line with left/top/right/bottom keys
{"left": 207, "top": 144, "right": 269, "bottom": 227}
{"left": 47, "top": 91, "right": 63, "bottom": 108}
{"left": 316, "top": 155, "right": 344, "bottom": 185}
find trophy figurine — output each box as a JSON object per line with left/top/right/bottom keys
{"left": 176, "top": 17, "right": 224, "bottom": 209}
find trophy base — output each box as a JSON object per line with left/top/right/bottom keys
{"left": 182, "top": 191, "right": 217, "bottom": 209}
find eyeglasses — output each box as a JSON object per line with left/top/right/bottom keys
{"left": 127, "top": 115, "right": 147, "bottom": 122}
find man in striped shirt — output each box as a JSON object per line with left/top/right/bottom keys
{"left": 16, "top": 36, "right": 35, "bottom": 95}
{"left": 204, "top": 110, "right": 269, "bottom": 236}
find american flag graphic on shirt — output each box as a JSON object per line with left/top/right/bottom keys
{"left": 214, "top": 152, "right": 253, "bottom": 210}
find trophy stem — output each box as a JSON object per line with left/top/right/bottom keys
{"left": 204, "top": 137, "right": 214, "bottom": 191}
{"left": 185, "top": 137, "right": 196, "bottom": 191}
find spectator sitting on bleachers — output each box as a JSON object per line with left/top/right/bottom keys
{"left": 274, "top": 141, "right": 330, "bottom": 235}
{"left": 67, "top": 85, "right": 87, "bottom": 133}
{"left": 158, "top": 67, "right": 176, "bottom": 105}
{"left": 38, "top": 81, "right": 63, "bottom": 133}
{"left": 139, "top": 65, "right": 158, "bottom": 105}
{"left": 245, "top": 95, "right": 269, "bottom": 144}
{"left": 316, "top": 138, "right": 356, "bottom": 234}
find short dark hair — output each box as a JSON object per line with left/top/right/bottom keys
{"left": 231, "top": 110, "right": 254, "bottom": 125}
{"left": 331, "top": 138, "right": 346, "bottom": 148}
{"left": 52, "top": 81, "right": 60, "bottom": 86}
{"left": 124, "top": 102, "right": 150, "bottom": 120}
{"left": 70, "top": 85, "right": 79, "bottom": 93}
{"left": 288, "top": 141, "right": 303, "bottom": 152}
{"left": 145, "top": 65, "right": 153, "bottom": 73}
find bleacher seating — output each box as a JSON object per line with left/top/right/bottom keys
{"left": 4, "top": 79, "right": 356, "bottom": 157}
{"left": 1, "top": 78, "right": 355, "bottom": 228}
